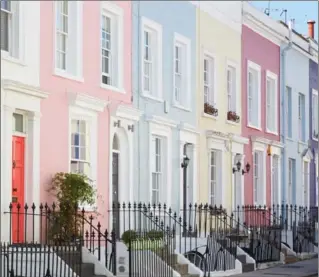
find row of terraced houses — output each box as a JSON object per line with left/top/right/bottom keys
{"left": 0, "top": 1, "right": 318, "bottom": 277}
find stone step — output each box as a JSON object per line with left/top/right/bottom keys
{"left": 285, "top": 255, "right": 299, "bottom": 264}
{"left": 237, "top": 254, "right": 247, "bottom": 264}
{"left": 174, "top": 263, "right": 188, "bottom": 275}
{"left": 242, "top": 263, "right": 255, "bottom": 273}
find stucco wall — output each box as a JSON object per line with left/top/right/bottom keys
{"left": 196, "top": 7, "right": 242, "bottom": 211}
{"left": 241, "top": 25, "right": 280, "bottom": 206}
{"left": 309, "top": 59, "right": 318, "bottom": 206}
{"left": 283, "top": 47, "right": 310, "bottom": 205}
{"left": 131, "top": 1, "right": 197, "bottom": 210}
{"left": 39, "top": 1, "right": 132, "bottom": 227}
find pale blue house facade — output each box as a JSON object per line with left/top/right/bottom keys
{"left": 280, "top": 30, "right": 312, "bottom": 207}
{"left": 131, "top": 1, "right": 199, "bottom": 210}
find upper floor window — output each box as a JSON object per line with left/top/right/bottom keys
{"left": 101, "top": 3, "right": 123, "bottom": 90}
{"left": 1, "top": 0, "right": 19, "bottom": 58}
{"left": 298, "top": 93, "right": 305, "bottom": 142}
{"left": 203, "top": 54, "right": 216, "bottom": 116}
{"left": 266, "top": 72, "right": 278, "bottom": 133}
{"left": 227, "top": 65, "right": 236, "bottom": 113}
{"left": 247, "top": 61, "right": 261, "bottom": 129}
{"left": 286, "top": 86, "right": 292, "bottom": 138}
{"left": 141, "top": 17, "right": 162, "bottom": 99}
{"left": 55, "top": 1, "right": 82, "bottom": 77}
{"left": 173, "top": 33, "right": 191, "bottom": 109}
{"left": 312, "top": 90, "right": 318, "bottom": 140}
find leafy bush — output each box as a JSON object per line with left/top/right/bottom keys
{"left": 47, "top": 172, "right": 96, "bottom": 242}
{"left": 147, "top": 230, "right": 164, "bottom": 240}
{"left": 121, "top": 230, "right": 138, "bottom": 244}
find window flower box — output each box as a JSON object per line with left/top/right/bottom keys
{"left": 204, "top": 103, "right": 218, "bottom": 116}
{"left": 227, "top": 111, "right": 240, "bottom": 123}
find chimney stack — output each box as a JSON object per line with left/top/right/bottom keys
{"left": 307, "top": 20, "right": 316, "bottom": 39}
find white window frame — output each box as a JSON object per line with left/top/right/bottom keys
{"left": 173, "top": 32, "right": 191, "bottom": 110}
{"left": 226, "top": 60, "right": 238, "bottom": 114}
{"left": 252, "top": 146, "right": 266, "bottom": 206}
{"left": 271, "top": 154, "right": 280, "bottom": 206}
{"left": 298, "top": 93, "right": 305, "bottom": 142}
{"left": 286, "top": 86, "right": 293, "bottom": 138}
{"left": 266, "top": 71, "right": 278, "bottom": 134}
{"left": 209, "top": 149, "right": 221, "bottom": 206}
{"left": 69, "top": 106, "right": 98, "bottom": 210}
{"left": 141, "top": 17, "right": 163, "bottom": 101}
{"left": 151, "top": 136, "right": 163, "bottom": 204}
{"left": 100, "top": 2, "right": 124, "bottom": 93}
{"left": 203, "top": 51, "right": 216, "bottom": 108}
{"left": 149, "top": 123, "right": 171, "bottom": 206}
{"left": 247, "top": 61, "right": 261, "bottom": 130}
{"left": 312, "top": 89, "right": 318, "bottom": 141}
{"left": 54, "top": 1, "right": 83, "bottom": 81}
{"left": 1, "top": 1, "right": 20, "bottom": 59}
{"left": 288, "top": 158, "right": 294, "bottom": 205}
{"left": 302, "top": 159, "right": 310, "bottom": 207}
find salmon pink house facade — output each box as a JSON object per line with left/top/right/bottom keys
{"left": 241, "top": 3, "right": 285, "bottom": 207}
{"left": 39, "top": 1, "right": 141, "bottom": 229}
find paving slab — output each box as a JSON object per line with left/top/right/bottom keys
{"left": 230, "top": 259, "right": 318, "bottom": 277}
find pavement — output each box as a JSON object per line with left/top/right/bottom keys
{"left": 230, "top": 258, "right": 318, "bottom": 277}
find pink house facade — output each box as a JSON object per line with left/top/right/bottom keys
{"left": 39, "top": 1, "right": 141, "bottom": 229}
{"left": 241, "top": 4, "right": 285, "bottom": 207}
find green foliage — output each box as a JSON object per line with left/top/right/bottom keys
{"left": 146, "top": 230, "right": 164, "bottom": 240}
{"left": 48, "top": 172, "right": 96, "bottom": 243}
{"left": 121, "top": 230, "right": 138, "bottom": 244}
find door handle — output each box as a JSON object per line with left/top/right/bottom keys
{"left": 12, "top": 161, "right": 16, "bottom": 169}
{"left": 12, "top": 188, "right": 17, "bottom": 192}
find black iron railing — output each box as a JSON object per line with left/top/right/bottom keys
{"left": 2, "top": 202, "right": 117, "bottom": 277}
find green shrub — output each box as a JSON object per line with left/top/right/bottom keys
{"left": 121, "top": 230, "right": 138, "bottom": 244}
{"left": 147, "top": 230, "right": 164, "bottom": 240}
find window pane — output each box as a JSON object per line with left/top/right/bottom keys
{"left": 1, "top": 0, "right": 11, "bottom": 11}
{"left": 0, "top": 11, "right": 9, "bottom": 51}
{"left": 12, "top": 113, "right": 24, "bottom": 133}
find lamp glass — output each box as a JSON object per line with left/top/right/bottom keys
{"left": 236, "top": 161, "right": 241, "bottom": 171}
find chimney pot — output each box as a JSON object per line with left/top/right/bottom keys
{"left": 307, "top": 20, "right": 316, "bottom": 39}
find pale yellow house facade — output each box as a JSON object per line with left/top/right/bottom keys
{"left": 193, "top": 2, "right": 249, "bottom": 212}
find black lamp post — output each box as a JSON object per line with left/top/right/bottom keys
{"left": 232, "top": 160, "right": 250, "bottom": 175}
{"left": 181, "top": 154, "right": 190, "bottom": 229}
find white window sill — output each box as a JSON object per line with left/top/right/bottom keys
{"left": 298, "top": 140, "right": 308, "bottom": 146}
{"left": 226, "top": 120, "right": 240, "bottom": 126}
{"left": 79, "top": 204, "right": 97, "bottom": 212}
{"left": 247, "top": 124, "right": 262, "bottom": 131}
{"left": 202, "top": 112, "right": 218, "bottom": 120}
{"left": 54, "top": 69, "right": 84, "bottom": 83}
{"left": 265, "top": 129, "right": 278, "bottom": 136}
{"left": 100, "top": 83, "right": 126, "bottom": 94}
{"left": 142, "top": 93, "right": 164, "bottom": 103}
{"left": 1, "top": 50, "right": 26, "bottom": 66}
{"left": 312, "top": 136, "right": 318, "bottom": 141}
{"left": 286, "top": 137, "right": 294, "bottom": 142}
{"left": 173, "top": 103, "right": 191, "bottom": 112}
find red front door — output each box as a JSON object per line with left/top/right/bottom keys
{"left": 12, "top": 136, "right": 25, "bottom": 243}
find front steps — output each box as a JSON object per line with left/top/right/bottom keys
{"left": 156, "top": 251, "right": 200, "bottom": 277}
{"left": 56, "top": 249, "right": 108, "bottom": 277}
{"left": 236, "top": 254, "right": 255, "bottom": 272}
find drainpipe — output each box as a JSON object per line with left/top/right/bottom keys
{"left": 280, "top": 21, "right": 293, "bottom": 205}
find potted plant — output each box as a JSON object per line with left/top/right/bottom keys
{"left": 48, "top": 172, "right": 96, "bottom": 244}
{"left": 204, "top": 102, "right": 218, "bottom": 116}
{"left": 121, "top": 230, "right": 165, "bottom": 250}
{"left": 227, "top": 111, "right": 240, "bottom": 123}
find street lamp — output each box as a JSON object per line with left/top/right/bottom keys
{"left": 242, "top": 162, "right": 251, "bottom": 175}
{"left": 232, "top": 161, "right": 242, "bottom": 173}
{"left": 232, "top": 160, "right": 250, "bottom": 175}
{"left": 181, "top": 146, "right": 191, "bottom": 236}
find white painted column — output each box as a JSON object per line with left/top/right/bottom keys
{"left": 240, "top": 155, "right": 245, "bottom": 207}
{"left": 1, "top": 105, "right": 14, "bottom": 242}
{"left": 231, "top": 153, "right": 236, "bottom": 210}
{"left": 26, "top": 111, "right": 41, "bottom": 242}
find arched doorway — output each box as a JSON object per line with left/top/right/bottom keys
{"left": 112, "top": 133, "right": 120, "bottom": 237}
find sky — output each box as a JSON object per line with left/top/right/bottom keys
{"left": 250, "top": 1, "right": 318, "bottom": 40}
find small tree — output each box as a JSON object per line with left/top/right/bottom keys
{"left": 48, "top": 172, "right": 96, "bottom": 242}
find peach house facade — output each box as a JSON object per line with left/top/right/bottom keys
{"left": 39, "top": 1, "right": 141, "bottom": 229}
{"left": 241, "top": 4, "right": 285, "bottom": 207}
